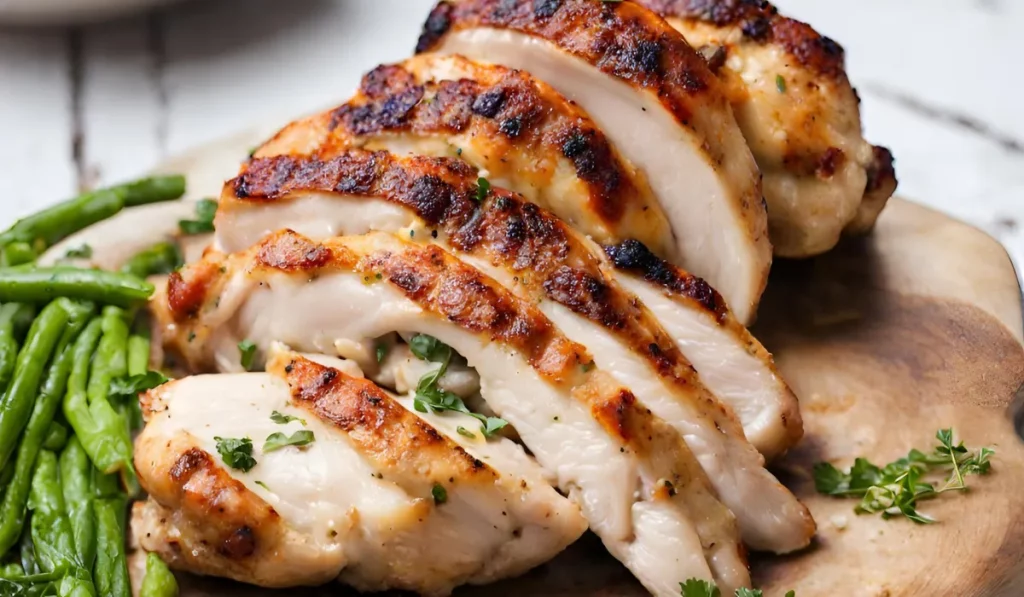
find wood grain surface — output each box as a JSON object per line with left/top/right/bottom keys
{"left": 130, "top": 138, "right": 1024, "bottom": 597}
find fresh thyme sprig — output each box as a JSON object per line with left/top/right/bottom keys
{"left": 813, "top": 428, "right": 994, "bottom": 523}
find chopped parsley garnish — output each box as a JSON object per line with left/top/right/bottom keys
{"left": 680, "top": 579, "right": 792, "bottom": 597}
{"left": 254, "top": 480, "right": 270, "bottom": 491}
{"left": 775, "top": 74, "right": 787, "bottom": 93}
{"left": 108, "top": 370, "right": 170, "bottom": 403}
{"left": 409, "top": 334, "right": 451, "bottom": 363}
{"left": 178, "top": 198, "right": 218, "bottom": 235}
{"left": 431, "top": 483, "right": 448, "bottom": 504}
{"left": 238, "top": 339, "right": 257, "bottom": 371}
{"left": 64, "top": 244, "right": 92, "bottom": 259}
{"left": 376, "top": 342, "right": 388, "bottom": 363}
{"left": 475, "top": 177, "right": 491, "bottom": 202}
{"left": 410, "top": 337, "right": 508, "bottom": 438}
{"left": 214, "top": 436, "right": 257, "bottom": 472}
{"left": 456, "top": 426, "right": 476, "bottom": 439}
{"left": 270, "top": 410, "right": 305, "bottom": 425}
{"left": 813, "top": 428, "right": 994, "bottom": 524}
{"left": 263, "top": 430, "right": 316, "bottom": 453}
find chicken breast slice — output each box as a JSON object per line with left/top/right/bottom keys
{"left": 257, "top": 54, "right": 674, "bottom": 260}
{"left": 133, "top": 351, "right": 586, "bottom": 595}
{"left": 218, "top": 150, "right": 804, "bottom": 465}
{"left": 416, "top": 0, "right": 770, "bottom": 324}
{"left": 152, "top": 229, "right": 750, "bottom": 595}
{"left": 636, "top": 0, "right": 898, "bottom": 257}
{"left": 212, "top": 155, "right": 814, "bottom": 553}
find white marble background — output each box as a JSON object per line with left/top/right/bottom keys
{"left": 1, "top": 0, "right": 1021, "bottom": 270}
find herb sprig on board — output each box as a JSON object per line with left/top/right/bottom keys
{"left": 813, "top": 428, "right": 994, "bottom": 523}
{"left": 679, "top": 579, "right": 793, "bottom": 597}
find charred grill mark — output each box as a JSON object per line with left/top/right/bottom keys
{"left": 325, "top": 61, "right": 634, "bottom": 225}
{"left": 407, "top": 175, "right": 465, "bottom": 225}
{"left": 170, "top": 447, "right": 208, "bottom": 483}
{"left": 865, "top": 145, "right": 896, "bottom": 194}
{"left": 255, "top": 231, "right": 332, "bottom": 271}
{"left": 417, "top": 3, "right": 454, "bottom": 53}
{"left": 277, "top": 355, "right": 495, "bottom": 481}
{"left": 816, "top": 147, "right": 845, "bottom": 179}
{"left": 499, "top": 115, "right": 523, "bottom": 137}
{"left": 163, "top": 447, "right": 278, "bottom": 562}
{"left": 534, "top": 0, "right": 562, "bottom": 18}
{"left": 572, "top": 376, "right": 660, "bottom": 454}
{"left": 637, "top": 0, "right": 847, "bottom": 79}
{"left": 329, "top": 65, "right": 425, "bottom": 135}
{"left": 604, "top": 239, "right": 727, "bottom": 322}
{"left": 543, "top": 266, "right": 624, "bottom": 331}
{"left": 591, "top": 388, "right": 636, "bottom": 443}
{"left": 362, "top": 243, "right": 584, "bottom": 382}
{"left": 220, "top": 526, "right": 256, "bottom": 559}
{"left": 779, "top": 146, "right": 847, "bottom": 179}
{"left": 471, "top": 88, "right": 507, "bottom": 118}
{"left": 234, "top": 153, "right": 477, "bottom": 227}
{"left": 416, "top": 0, "right": 724, "bottom": 123}
{"left": 227, "top": 153, "right": 727, "bottom": 412}
{"left": 556, "top": 127, "right": 624, "bottom": 221}
{"left": 167, "top": 259, "right": 222, "bottom": 321}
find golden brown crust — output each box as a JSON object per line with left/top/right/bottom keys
{"left": 416, "top": 0, "right": 723, "bottom": 128}
{"left": 225, "top": 151, "right": 746, "bottom": 435}
{"left": 325, "top": 58, "right": 649, "bottom": 231}
{"left": 638, "top": 0, "right": 846, "bottom": 79}
{"left": 604, "top": 239, "right": 803, "bottom": 448}
{"left": 268, "top": 353, "right": 502, "bottom": 497}
{"left": 167, "top": 229, "right": 590, "bottom": 385}
{"left": 865, "top": 145, "right": 896, "bottom": 197}
{"left": 846, "top": 145, "right": 897, "bottom": 236}
{"left": 362, "top": 241, "right": 587, "bottom": 384}
{"left": 134, "top": 439, "right": 282, "bottom": 567}
{"left": 232, "top": 152, "right": 477, "bottom": 226}
{"left": 603, "top": 239, "right": 728, "bottom": 323}
{"left": 166, "top": 259, "right": 222, "bottom": 322}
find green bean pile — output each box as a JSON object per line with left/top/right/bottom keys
{"left": 0, "top": 176, "right": 187, "bottom": 597}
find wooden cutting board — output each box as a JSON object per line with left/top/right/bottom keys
{"left": 135, "top": 129, "right": 1024, "bottom": 597}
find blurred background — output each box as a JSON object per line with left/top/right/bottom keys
{"left": 0, "top": 0, "right": 1021, "bottom": 268}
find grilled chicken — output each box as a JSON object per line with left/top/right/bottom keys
{"left": 133, "top": 350, "right": 586, "bottom": 594}
{"left": 416, "top": 0, "right": 770, "bottom": 324}
{"left": 211, "top": 153, "right": 815, "bottom": 553}
{"left": 152, "top": 230, "right": 751, "bottom": 594}
{"left": 258, "top": 54, "right": 674, "bottom": 259}
{"left": 636, "top": 0, "right": 898, "bottom": 257}
{"left": 217, "top": 150, "right": 803, "bottom": 464}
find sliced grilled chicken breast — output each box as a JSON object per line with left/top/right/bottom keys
{"left": 637, "top": 0, "right": 898, "bottom": 256}
{"left": 217, "top": 150, "right": 804, "bottom": 465}
{"left": 133, "top": 352, "right": 586, "bottom": 594}
{"left": 603, "top": 239, "right": 799, "bottom": 459}
{"left": 211, "top": 153, "right": 815, "bottom": 554}
{"left": 416, "top": 0, "right": 770, "bottom": 324}
{"left": 257, "top": 54, "right": 674, "bottom": 259}
{"left": 153, "top": 230, "right": 750, "bottom": 594}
